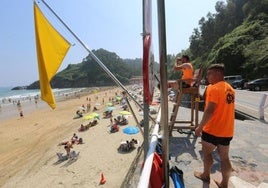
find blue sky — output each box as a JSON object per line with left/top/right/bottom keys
{"left": 0, "top": 0, "right": 222, "bottom": 87}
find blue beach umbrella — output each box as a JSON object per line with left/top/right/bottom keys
{"left": 123, "top": 126, "right": 140, "bottom": 135}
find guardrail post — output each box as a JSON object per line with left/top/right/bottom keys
{"left": 259, "top": 93, "right": 268, "bottom": 120}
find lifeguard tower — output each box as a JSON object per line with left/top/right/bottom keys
{"left": 169, "top": 68, "right": 203, "bottom": 136}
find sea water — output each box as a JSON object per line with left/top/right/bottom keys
{"left": 0, "top": 87, "right": 86, "bottom": 105}
{"left": 0, "top": 87, "right": 40, "bottom": 102}
{"left": 0, "top": 87, "right": 89, "bottom": 120}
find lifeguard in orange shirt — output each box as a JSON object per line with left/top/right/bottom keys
{"left": 168, "top": 55, "right": 194, "bottom": 88}
{"left": 194, "top": 63, "right": 235, "bottom": 188}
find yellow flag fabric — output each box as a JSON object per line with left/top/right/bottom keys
{"left": 34, "top": 3, "right": 70, "bottom": 109}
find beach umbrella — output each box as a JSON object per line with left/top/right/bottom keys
{"left": 84, "top": 115, "right": 94, "bottom": 120}
{"left": 115, "top": 96, "right": 121, "bottom": 101}
{"left": 123, "top": 126, "right": 140, "bottom": 135}
{"left": 84, "top": 112, "right": 100, "bottom": 120}
{"left": 106, "top": 102, "right": 113, "bottom": 107}
{"left": 90, "top": 112, "right": 100, "bottom": 119}
{"left": 105, "top": 106, "right": 115, "bottom": 112}
{"left": 119, "top": 110, "right": 132, "bottom": 115}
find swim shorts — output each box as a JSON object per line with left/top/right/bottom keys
{"left": 202, "top": 131, "right": 233, "bottom": 146}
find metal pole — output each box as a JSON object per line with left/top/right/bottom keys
{"left": 157, "top": 0, "right": 169, "bottom": 186}
{"left": 259, "top": 93, "right": 268, "bottom": 120}
{"left": 142, "top": 0, "right": 149, "bottom": 160}
{"left": 142, "top": 0, "right": 154, "bottom": 160}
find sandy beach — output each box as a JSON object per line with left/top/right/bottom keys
{"left": 2, "top": 85, "right": 267, "bottom": 188}
{"left": 0, "top": 86, "right": 144, "bottom": 188}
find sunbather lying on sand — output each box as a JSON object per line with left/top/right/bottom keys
{"left": 79, "top": 120, "right": 98, "bottom": 132}
{"left": 118, "top": 139, "right": 138, "bottom": 152}
{"left": 58, "top": 135, "right": 83, "bottom": 146}
{"left": 117, "top": 115, "right": 128, "bottom": 125}
{"left": 78, "top": 124, "right": 87, "bottom": 132}
{"left": 103, "top": 110, "right": 113, "bottom": 119}
{"left": 110, "top": 123, "right": 119, "bottom": 133}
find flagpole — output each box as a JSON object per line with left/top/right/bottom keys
{"left": 157, "top": 0, "right": 169, "bottom": 186}
{"left": 40, "top": 0, "right": 156, "bottom": 123}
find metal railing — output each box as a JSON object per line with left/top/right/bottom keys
{"left": 137, "top": 109, "right": 161, "bottom": 188}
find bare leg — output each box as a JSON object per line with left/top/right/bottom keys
{"left": 217, "top": 145, "right": 232, "bottom": 188}
{"left": 194, "top": 139, "right": 216, "bottom": 181}
{"left": 202, "top": 140, "right": 216, "bottom": 177}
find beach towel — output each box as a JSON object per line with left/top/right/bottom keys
{"left": 149, "top": 152, "right": 164, "bottom": 188}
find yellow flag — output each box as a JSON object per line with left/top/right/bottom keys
{"left": 34, "top": 3, "right": 70, "bottom": 109}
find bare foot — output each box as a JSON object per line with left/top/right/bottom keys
{"left": 214, "top": 180, "right": 221, "bottom": 187}
{"left": 194, "top": 171, "right": 210, "bottom": 182}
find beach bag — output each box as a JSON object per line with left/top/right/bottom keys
{"left": 170, "top": 166, "right": 184, "bottom": 188}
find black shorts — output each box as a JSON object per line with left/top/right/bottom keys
{"left": 202, "top": 131, "right": 233, "bottom": 146}
{"left": 182, "top": 81, "right": 190, "bottom": 88}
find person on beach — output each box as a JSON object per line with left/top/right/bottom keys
{"left": 76, "top": 110, "right": 83, "bottom": 118}
{"left": 78, "top": 124, "right": 86, "bottom": 132}
{"left": 64, "top": 141, "right": 73, "bottom": 157}
{"left": 194, "top": 64, "right": 235, "bottom": 188}
{"left": 93, "top": 106, "right": 98, "bottom": 111}
{"left": 87, "top": 103, "right": 91, "bottom": 112}
{"left": 59, "top": 134, "right": 83, "bottom": 146}
{"left": 17, "top": 100, "right": 21, "bottom": 107}
{"left": 168, "top": 55, "right": 194, "bottom": 88}
{"left": 19, "top": 110, "right": 24, "bottom": 118}
{"left": 110, "top": 123, "right": 119, "bottom": 133}
{"left": 34, "top": 96, "right": 38, "bottom": 107}
{"left": 71, "top": 133, "right": 78, "bottom": 141}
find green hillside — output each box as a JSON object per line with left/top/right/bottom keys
{"left": 169, "top": 0, "right": 268, "bottom": 80}
{"left": 28, "top": 49, "right": 143, "bottom": 89}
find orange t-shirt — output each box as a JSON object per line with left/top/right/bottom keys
{"left": 202, "top": 81, "right": 235, "bottom": 137}
{"left": 181, "top": 63, "right": 193, "bottom": 85}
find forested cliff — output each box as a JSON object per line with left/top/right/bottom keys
{"left": 169, "top": 0, "right": 268, "bottom": 79}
